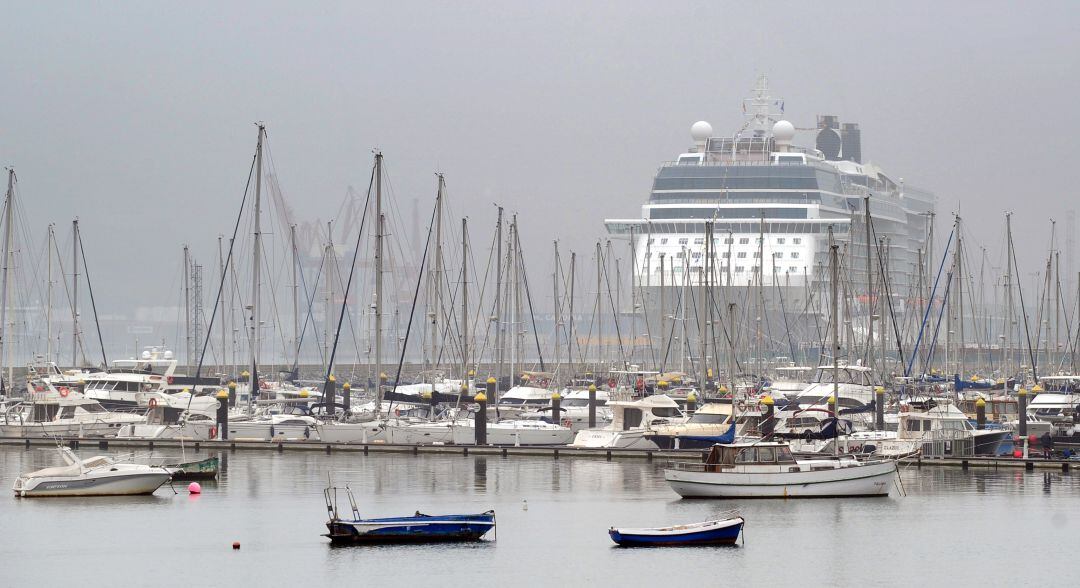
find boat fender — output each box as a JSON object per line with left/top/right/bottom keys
{"left": 209, "top": 426, "right": 218, "bottom": 439}
{"left": 607, "top": 378, "right": 616, "bottom": 389}
{"left": 58, "top": 386, "right": 70, "bottom": 398}
{"left": 148, "top": 397, "right": 158, "bottom": 409}
{"left": 167, "top": 376, "right": 175, "bottom": 385}
{"left": 561, "top": 419, "right": 573, "bottom": 428}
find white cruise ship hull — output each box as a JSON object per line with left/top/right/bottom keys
{"left": 664, "top": 459, "right": 897, "bottom": 498}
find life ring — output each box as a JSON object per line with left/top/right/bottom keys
{"left": 608, "top": 378, "right": 616, "bottom": 389}
{"left": 58, "top": 386, "right": 70, "bottom": 398}
{"left": 736, "top": 400, "right": 747, "bottom": 412}
{"left": 561, "top": 418, "right": 574, "bottom": 428}
{"left": 167, "top": 376, "right": 174, "bottom": 385}
{"left": 148, "top": 397, "right": 158, "bottom": 409}
{"left": 209, "top": 426, "right": 218, "bottom": 439}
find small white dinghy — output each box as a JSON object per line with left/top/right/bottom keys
{"left": 13, "top": 446, "right": 173, "bottom": 497}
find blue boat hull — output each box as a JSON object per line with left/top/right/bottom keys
{"left": 609, "top": 521, "right": 743, "bottom": 547}
{"left": 326, "top": 511, "right": 496, "bottom": 544}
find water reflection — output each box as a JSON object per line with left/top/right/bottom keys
{"left": 2, "top": 447, "right": 1079, "bottom": 587}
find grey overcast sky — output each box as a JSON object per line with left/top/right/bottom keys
{"left": 2, "top": 1, "right": 1078, "bottom": 318}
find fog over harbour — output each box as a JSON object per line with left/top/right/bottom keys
{"left": 1, "top": 1, "right": 1078, "bottom": 363}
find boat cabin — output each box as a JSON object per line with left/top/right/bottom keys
{"left": 703, "top": 443, "right": 797, "bottom": 470}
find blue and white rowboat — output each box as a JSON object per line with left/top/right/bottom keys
{"left": 608, "top": 516, "right": 744, "bottom": 547}
{"left": 326, "top": 511, "right": 496, "bottom": 544}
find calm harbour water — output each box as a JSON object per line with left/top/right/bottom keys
{"left": 1, "top": 446, "right": 1076, "bottom": 587}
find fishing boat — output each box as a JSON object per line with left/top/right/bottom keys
{"left": 609, "top": 514, "right": 744, "bottom": 547}
{"left": 167, "top": 456, "right": 219, "bottom": 480}
{"left": 13, "top": 446, "right": 172, "bottom": 497}
{"left": 323, "top": 485, "right": 495, "bottom": 544}
{"left": 664, "top": 441, "right": 898, "bottom": 498}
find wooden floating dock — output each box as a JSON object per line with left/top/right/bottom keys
{"left": 900, "top": 454, "right": 1074, "bottom": 472}
{"left": 1, "top": 437, "right": 1074, "bottom": 472}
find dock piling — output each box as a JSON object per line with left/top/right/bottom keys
{"left": 474, "top": 389, "right": 488, "bottom": 446}
{"left": 216, "top": 389, "right": 229, "bottom": 440}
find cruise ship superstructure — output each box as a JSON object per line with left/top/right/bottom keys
{"left": 604, "top": 76, "right": 935, "bottom": 361}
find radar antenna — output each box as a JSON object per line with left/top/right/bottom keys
{"left": 738, "top": 74, "right": 785, "bottom": 136}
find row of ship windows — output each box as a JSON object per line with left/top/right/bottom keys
{"left": 649, "top": 237, "right": 804, "bottom": 246}
{"left": 650, "top": 251, "right": 801, "bottom": 260}
{"left": 650, "top": 265, "right": 806, "bottom": 274}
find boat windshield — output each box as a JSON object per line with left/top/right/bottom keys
{"left": 813, "top": 367, "right": 871, "bottom": 386}
{"left": 688, "top": 413, "right": 728, "bottom": 424}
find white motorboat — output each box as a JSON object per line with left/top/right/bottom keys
{"left": 788, "top": 365, "right": 876, "bottom": 407}
{"left": 452, "top": 419, "right": 574, "bottom": 446}
{"left": 494, "top": 385, "right": 554, "bottom": 419}
{"left": 571, "top": 394, "right": 685, "bottom": 450}
{"left": 227, "top": 413, "right": 319, "bottom": 441}
{"left": 81, "top": 346, "right": 221, "bottom": 411}
{"left": 518, "top": 388, "right": 612, "bottom": 431}
{"left": 873, "top": 402, "right": 1009, "bottom": 457}
{"left": 664, "top": 442, "right": 899, "bottom": 498}
{"left": 0, "top": 393, "right": 144, "bottom": 438}
{"left": 646, "top": 402, "right": 736, "bottom": 450}
{"left": 371, "top": 416, "right": 574, "bottom": 446}
{"left": 116, "top": 390, "right": 220, "bottom": 440}
{"left": 13, "top": 446, "right": 172, "bottom": 497}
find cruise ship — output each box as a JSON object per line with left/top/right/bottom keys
{"left": 604, "top": 76, "right": 935, "bottom": 362}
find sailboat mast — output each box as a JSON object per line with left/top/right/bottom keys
{"left": 596, "top": 241, "right": 602, "bottom": 369}
{"left": 552, "top": 240, "right": 560, "bottom": 374}
{"left": 0, "top": 169, "right": 13, "bottom": 392}
{"left": 830, "top": 226, "right": 840, "bottom": 457}
{"left": 865, "top": 195, "right": 874, "bottom": 379}
{"left": 1005, "top": 213, "right": 1013, "bottom": 380}
{"left": 494, "top": 206, "right": 503, "bottom": 389}
{"left": 250, "top": 124, "right": 265, "bottom": 399}
{"left": 513, "top": 216, "right": 522, "bottom": 370}
{"left": 290, "top": 224, "right": 299, "bottom": 369}
{"left": 183, "top": 245, "right": 192, "bottom": 366}
{"left": 568, "top": 252, "right": 576, "bottom": 378}
{"left": 47, "top": 224, "right": 55, "bottom": 364}
{"left": 323, "top": 224, "right": 332, "bottom": 371}
{"left": 461, "top": 217, "right": 469, "bottom": 384}
{"left": 957, "top": 217, "right": 965, "bottom": 378}
{"left": 374, "top": 151, "right": 384, "bottom": 407}
{"left": 659, "top": 253, "right": 666, "bottom": 371}
{"left": 433, "top": 174, "right": 444, "bottom": 374}
{"left": 218, "top": 236, "right": 226, "bottom": 376}
{"left": 72, "top": 218, "right": 80, "bottom": 366}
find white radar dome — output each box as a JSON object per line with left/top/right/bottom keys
{"left": 772, "top": 120, "right": 795, "bottom": 142}
{"left": 690, "top": 121, "right": 713, "bottom": 142}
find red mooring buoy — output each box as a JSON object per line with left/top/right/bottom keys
{"left": 232, "top": 541, "right": 241, "bottom": 550}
